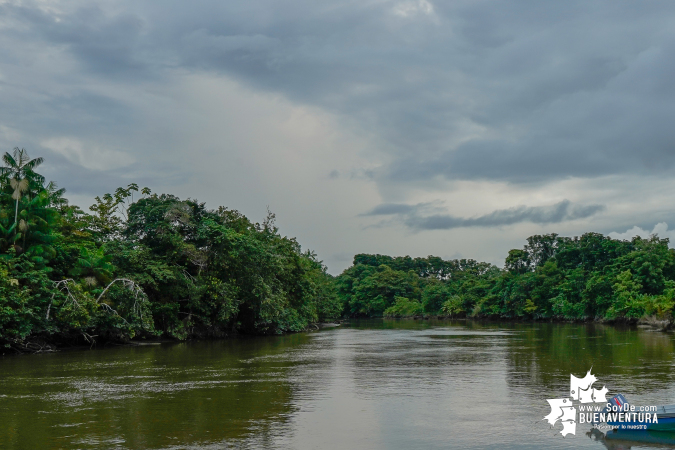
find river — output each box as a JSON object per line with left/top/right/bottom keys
{"left": 1, "top": 320, "right": 675, "bottom": 449}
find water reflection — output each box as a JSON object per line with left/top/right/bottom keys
{"left": 502, "top": 322, "right": 675, "bottom": 410}
{"left": 0, "top": 320, "right": 674, "bottom": 449}
{"left": 0, "top": 334, "right": 315, "bottom": 449}
{"left": 588, "top": 428, "right": 675, "bottom": 449}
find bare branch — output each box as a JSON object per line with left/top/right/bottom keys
{"left": 48, "top": 279, "right": 81, "bottom": 320}
{"left": 49, "top": 278, "right": 149, "bottom": 326}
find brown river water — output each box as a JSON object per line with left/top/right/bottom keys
{"left": 2, "top": 319, "right": 675, "bottom": 449}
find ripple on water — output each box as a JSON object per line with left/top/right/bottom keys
{"left": 2, "top": 321, "right": 675, "bottom": 450}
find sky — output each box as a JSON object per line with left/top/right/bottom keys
{"left": 2, "top": 0, "right": 675, "bottom": 274}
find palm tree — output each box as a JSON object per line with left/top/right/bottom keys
{"left": 0, "top": 148, "right": 44, "bottom": 227}
{"left": 16, "top": 189, "right": 57, "bottom": 258}
{"left": 44, "top": 181, "right": 67, "bottom": 210}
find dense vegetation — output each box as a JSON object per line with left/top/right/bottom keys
{"left": 0, "top": 149, "right": 341, "bottom": 352}
{"left": 337, "top": 234, "right": 675, "bottom": 323}
{"left": 3, "top": 148, "right": 674, "bottom": 353}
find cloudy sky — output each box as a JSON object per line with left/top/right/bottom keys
{"left": 2, "top": 0, "right": 675, "bottom": 273}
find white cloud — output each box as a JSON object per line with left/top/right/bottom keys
{"left": 609, "top": 222, "right": 675, "bottom": 243}
{"left": 40, "top": 137, "right": 134, "bottom": 171}
{"left": 0, "top": 124, "right": 21, "bottom": 143}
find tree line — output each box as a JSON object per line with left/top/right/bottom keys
{"left": 2, "top": 149, "right": 673, "bottom": 352}
{"left": 337, "top": 233, "right": 675, "bottom": 322}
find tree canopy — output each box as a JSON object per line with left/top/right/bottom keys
{"left": 2, "top": 149, "right": 673, "bottom": 353}
{"left": 0, "top": 150, "right": 341, "bottom": 352}
{"left": 337, "top": 233, "right": 675, "bottom": 322}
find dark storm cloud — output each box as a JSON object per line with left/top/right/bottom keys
{"left": 3, "top": 3, "right": 147, "bottom": 77}
{"left": 3, "top": 0, "right": 675, "bottom": 189}
{"left": 362, "top": 203, "right": 419, "bottom": 216}
{"left": 143, "top": 0, "right": 675, "bottom": 183}
{"left": 367, "top": 199, "right": 605, "bottom": 230}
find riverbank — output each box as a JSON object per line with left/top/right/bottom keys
{"left": 382, "top": 313, "right": 675, "bottom": 331}
{"left": 1, "top": 322, "right": 345, "bottom": 356}
{"left": 6, "top": 309, "right": 672, "bottom": 358}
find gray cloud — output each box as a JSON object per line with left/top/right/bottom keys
{"left": 1, "top": 0, "right": 674, "bottom": 272}
{"left": 5, "top": 3, "right": 147, "bottom": 78}
{"left": 4, "top": 0, "right": 675, "bottom": 186}
{"left": 368, "top": 200, "right": 605, "bottom": 230}
{"left": 362, "top": 203, "right": 419, "bottom": 216}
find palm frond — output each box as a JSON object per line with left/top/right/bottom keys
{"left": 24, "top": 157, "right": 44, "bottom": 170}
{"left": 2, "top": 152, "right": 17, "bottom": 169}
{"left": 27, "top": 170, "right": 45, "bottom": 185}
{"left": 12, "top": 148, "right": 25, "bottom": 165}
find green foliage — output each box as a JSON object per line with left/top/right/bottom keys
{"left": 87, "top": 183, "right": 150, "bottom": 242}
{"left": 439, "top": 295, "right": 465, "bottom": 316}
{"left": 346, "top": 265, "right": 422, "bottom": 316}
{"left": 0, "top": 151, "right": 342, "bottom": 349}
{"left": 338, "top": 253, "right": 501, "bottom": 318}
{"left": 3, "top": 149, "right": 675, "bottom": 350}
{"left": 0, "top": 256, "right": 59, "bottom": 341}
{"left": 115, "top": 197, "right": 336, "bottom": 335}
{"left": 383, "top": 297, "right": 423, "bottom": 317}
{"left": 69, "top": 246, "right": 114, "bottom": 285}
{"left": 337, "top": 234, "right": 675, "bottom": 324}
{"left": 422, "top": 282, "right": 450, "bottom": 313}
{"left": 505, "top": 249, "right": 530, "bottom": 274}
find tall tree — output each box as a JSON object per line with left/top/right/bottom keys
{"left": 0, "top": 148, "right": 44, "bottom": 227}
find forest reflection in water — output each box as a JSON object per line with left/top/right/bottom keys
{"left": 1, "top": 320, "right": 675, "bottom": 449}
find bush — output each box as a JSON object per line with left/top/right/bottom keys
{"left": 440, "top": 295, "right": 465, "bottom": 317}
{"left": 383, "top": 297, "right": 423, "bottom": 317}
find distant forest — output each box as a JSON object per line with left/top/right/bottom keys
{"left": 338, "top": 235, "right": 675, "bottom": 323}
{"left": 1, "top": 149, "right": 673, "bottom": 353}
